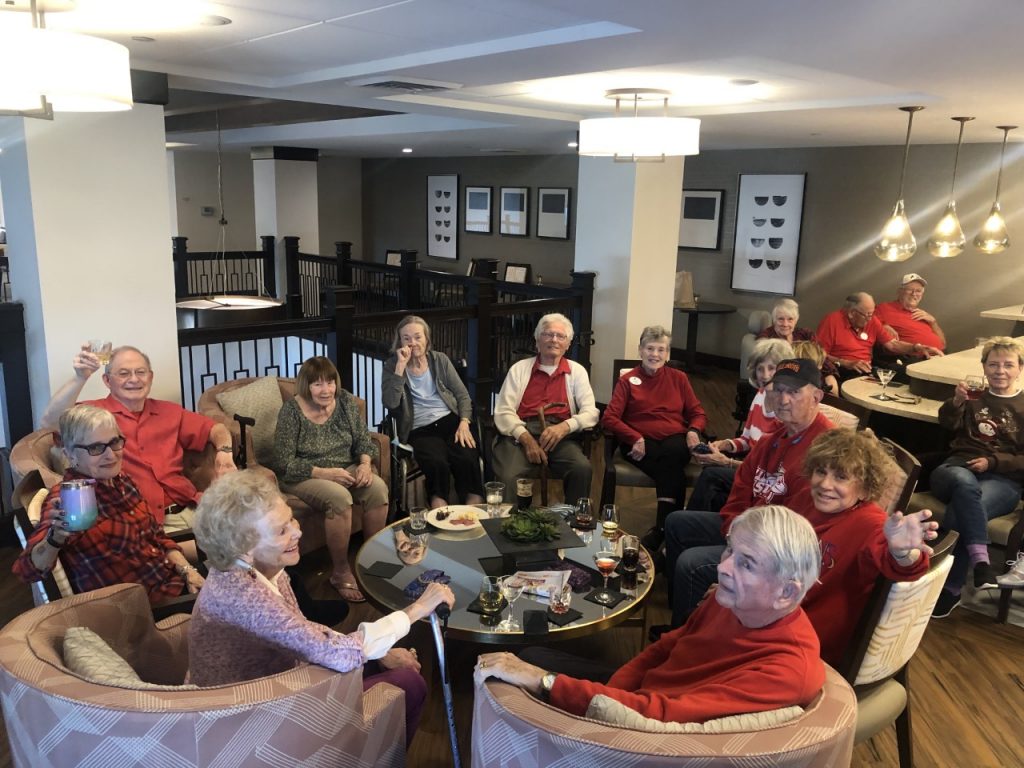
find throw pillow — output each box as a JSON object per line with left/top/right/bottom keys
{"left": 585, "top": 693, "right": 803, "bottom": 733}
{"left": 215, "top": 377, "right": 284, "bottom": 467}
{"left": 63, "top": 627, "right": 197, "bottom": 690}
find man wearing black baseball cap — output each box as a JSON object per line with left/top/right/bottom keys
{"left": 663, "top": 358, "right": 834, "bottom": 628}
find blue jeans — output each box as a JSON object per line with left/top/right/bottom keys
{"left": 930, "top": 459, "right": 1022, "bottom": 589}
{"left": 664, "top": 509, "right": 725, "bottom": 626}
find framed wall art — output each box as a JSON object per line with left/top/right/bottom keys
{"left": 730, "top": 174, "right": 806, "bottom": 296}
{"left": 385, "top": 250, "right": 402, "bottom": 266}
{"left": 500, "top": 186, "right": 529, "bottom": 236}
{"left": 465, "top": 185, "right": 492, "bottom": 234}
{"left": 678, "top": 189, "right": 724, "bottom": 250}
{"left": 427, "top": 174, "right": 458, "bottom": 259}
{"left": 537, "top": 187, "right": 571, "bottom": 239}
{"left": 503, "top": 262, "right": 531, "bottom": 283}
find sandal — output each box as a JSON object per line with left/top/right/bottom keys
{"left": 330, "top": 574, "right": 366, "bottom": 603}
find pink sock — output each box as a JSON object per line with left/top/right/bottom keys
{"left": 967, "top": 544, "right": 990, "bottom": 564}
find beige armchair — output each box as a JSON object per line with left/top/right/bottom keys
{"left": 0, "top": 583, "right": 407, "bottom": 768}
{"left": 471, "top": 665, "right": 856, "bottom": 767}
{"left": 198, "top": 376, "right": 391, "bottom": 555}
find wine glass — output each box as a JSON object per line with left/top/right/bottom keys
{"left": 478, "top": 576, "right": 503, "bottom": 615}
{"left": 574, "top": 497, "right": 594, "bottom": 528}
{"left": 592, "top": 549, "right": 621, "bottom": 606}
{"left": 497, "top": 576, "right": 524, "bottom": 632}
{"left": 875, "top": 368, "right": 896, "bottom": 400}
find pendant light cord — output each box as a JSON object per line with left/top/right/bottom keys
{"left": 896, "top": 109, "right": 918, "bottom": 201}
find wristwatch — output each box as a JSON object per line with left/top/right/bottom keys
{"left": 540, "top": 672, "right": 557, "bottom": 699}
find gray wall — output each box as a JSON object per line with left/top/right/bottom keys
{"left": 677, "top": 143, "right": 1024, "bottom": 358}
{"left": 362, "top": 155, "right": 577, "bottom": 279}
{"left": 318, "top": 156, "right": 363, "bottom": 258}
{"left": 172, "top": 151, "right": 257, "bottom": 251}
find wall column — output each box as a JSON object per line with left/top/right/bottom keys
{"left": 252, "top": 146, "right": 319, "bottom": 298}
{"left": 573, "top": 156, "right": 684, "bottom": 401}
{"left": 0, "top": 104, "right": 180, "bottom": 422}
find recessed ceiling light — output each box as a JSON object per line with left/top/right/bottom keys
{"left": 567, "top": 141, "right": 578, "bottom": 148}
{"left": 729, "top": 78, "right": 759, "bottom": 87}
{"left": 201, "top": 15, "right": 232, "bottom": 26}
{"left": 132, "top": 36, "right": 155, "bottom": 42}
{"left": 402, "top": 147, "right": 413, "bottom": 153}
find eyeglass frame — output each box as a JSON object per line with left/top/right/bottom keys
{"left": 73, "top": 436, "right": 126, "bottom": 456}
{"left": 107, "top": 367, "right": 152, "bottom": 381}
{"left": 538, "top": 331, "right": 569, "bottom": 341}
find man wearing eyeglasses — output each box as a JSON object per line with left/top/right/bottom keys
{"left": 816, "top": 292, "right": 938, "bottom": 380}
{"left": 492, "top": 313, "right": 599, "bottom": 504}
{"left": 39, "top": 344, "right": 237, "bottom": 534}
{"left": 874, "top": 273, "right": 946, "bottom": 361}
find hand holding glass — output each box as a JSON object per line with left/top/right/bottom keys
{"left": 965, "top": 375, "right": 985, "bottom": 400}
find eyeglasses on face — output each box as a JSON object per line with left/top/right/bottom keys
{"left": 74, "top": 436, "right": 126, "bottom": 456}
{"left": 851, "top": 307, "right": 874, "bottom": 319}
{"left": 109, "top": 368, "right": 151, "bottom": 380}
{"left": 539, "top": 331, "right": 569, "bottom": 341}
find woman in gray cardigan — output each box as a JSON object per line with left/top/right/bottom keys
{"left": 382, "top": 315, "right": 484, "bottom": 508}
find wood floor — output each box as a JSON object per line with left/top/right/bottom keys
{"left": 1, "top": 364, "right": 1022, "bottom": 767}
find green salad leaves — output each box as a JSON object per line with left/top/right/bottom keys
{"left": 500, "top": 507, "right": 560, "bottom": 543}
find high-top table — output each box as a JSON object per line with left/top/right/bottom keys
{"left": 673, "top": 301, "right": 736, "bottom": 372}
{"left": 905, "top": 335, "right": 1024, "bottom": 399}
{"left": 981, "top": 305, "right": 1024, "bottom": 335}
{"left": 841, "top": 376, "right": 941, "bottom": 424}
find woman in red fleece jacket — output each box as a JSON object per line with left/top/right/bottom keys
{"left": 800, "top": 428, "right": 938, "bottom": 665}
{"left": 603, "top": 325, "right": 707, "bottom": 550}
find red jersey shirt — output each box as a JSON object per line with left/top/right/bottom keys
{"left": 873, "top": 300, "right": 945, "bottom": 350}
{"left": 816, "top": 309, "right": 895, "bottom": 363}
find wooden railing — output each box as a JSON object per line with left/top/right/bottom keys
{"left": 172, "top": 236, "right": 277, "bottom": 300}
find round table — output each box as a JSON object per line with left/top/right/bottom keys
{"left": 673, "top": 301, "right": 736, "bottom": 371}
{"left": 841, "top": 376, "right": 941, "bottom": 424}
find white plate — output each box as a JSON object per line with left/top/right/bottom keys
{"left": 427, "top": 505, "right": 482, "bottom": 531}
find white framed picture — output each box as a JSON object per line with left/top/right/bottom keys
{"left": 427, "top": 174, "right": 458, "bottom": 259}
{"left": 465, "top": 185, "right": 492, "bottom": 233}
{"left": 500, "top": 186, "right": 529, "bottom": 236}
{"left": 678, "top": 189, "right": 724, "bottom": 250}
{"left": 537, "top": 187, "right": 570, "bottom": 239}
{"left": 730, "top": 174, "right": 806, "bottom": 296}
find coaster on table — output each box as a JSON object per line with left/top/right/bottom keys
{"left": 363, "top": 561, "right": 403, "bottom": 579}
{"left": 546, "top": 607, "right": 583, "bottom": 626}
{"left": 583, "top": 589, "right": 627, "bottom": 608}
{"left": 402, "top": 523, "right": 431, "bottom": 536}
{"left": 523, "top": 609, "right": 549, "bottom": 635}
{"left": 466, "top": 595, "right": 508, "bottom": 615}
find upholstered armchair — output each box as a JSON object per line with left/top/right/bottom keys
{"left": 197, "top": 376, "right": 391, "bottom": 555}
{"left": 0, "top": 584, "right": 407, "bottom": 768}
{"left": 470, "top": 665, "right": 857, "bottom": 768}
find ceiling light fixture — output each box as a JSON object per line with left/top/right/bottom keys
{"left": 0, "top": 1, "right": 132, "bottom": 118}
{"left": 402, "top": 147, "right": 413, "bottom": 153}
{"left": 874, "top": 106, "right": 923, "bottom": 262}
{"left": 578, "top": 88, "right": 700, "bottom": 162}
{"left": 973, "top": 125, "right": 1016, "bottom": 254}
{"left": 927, "top": 116, "right": 974, "bottom": 258}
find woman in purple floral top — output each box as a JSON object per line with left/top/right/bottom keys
{"left": 189, "top": 470, "right": 454, "bottom": 745}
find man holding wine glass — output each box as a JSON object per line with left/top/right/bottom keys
{"left": 475, "top": 506, "right": 825, "bottom": 725}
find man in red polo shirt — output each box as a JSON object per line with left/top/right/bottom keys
{"left": 874, "top": 273, "right": 946, "bottom": 359}
{"left": 39, "top": 344, "right": 236, "bottom": 534}
{"left": 816, "top": 292, "right": 936, "bottom": 380}
{"left": 492, "top": 313, "right": 599, "bottom": 504}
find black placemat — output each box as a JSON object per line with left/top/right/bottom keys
{"left": 583, "top": 588, "right": 627, "bottom": 608}
{"left": 546, "top": 607, "right": 583, "bottom": 626}
{"left": 480, "top": 517, "right": 586, "bottom": 554}
{"left": 478, "top": 556, "right": 506, "bottom": 578}
{"left": 466, "top": 595, "right": 508, "bottom": 615}
{"left": 363, "top": 561, "right": 403, "bottom": 579}
{"left": 523, "top": 609, "right": 549, "bottom": 635}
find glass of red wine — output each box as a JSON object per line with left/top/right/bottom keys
{"left": 620, "top": 534, "right": 640, "bottom": 591}
{"left": 592, "top": 549, "right": 621, "bottom": 605}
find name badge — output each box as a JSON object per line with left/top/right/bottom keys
{"left": 629, "top": 376, "right": 642, "bottom": 385}
{"left": 859, "top": 332, "right": 868, "bottom": 341}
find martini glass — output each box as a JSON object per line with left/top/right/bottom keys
{"left": 875, "top": 368, "right": 896, "bottom": 400}
{"left": 592, "top": 550, "right": 622, "bottom": 606}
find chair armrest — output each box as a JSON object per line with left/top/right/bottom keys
{"left": 371, "top": 433, "right": 390, "bottom": 486}
{"left": 151, "top": 593, "right": 196, "bottom": 621}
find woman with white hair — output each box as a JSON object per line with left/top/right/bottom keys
{"left": 603, "top": 325, "right": 706, "bottom": 550}
{"left": 757, "top": 299, "right": 838, "bottom": 393}
{"left": 12, "top": 404, "right": 203, "bottom": 603}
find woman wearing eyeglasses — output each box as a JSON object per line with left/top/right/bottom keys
{"left": 12, "top": 404, "right": 203, "bottom": 603}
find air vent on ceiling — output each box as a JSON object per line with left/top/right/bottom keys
{"left": 357, "top": 80, "right": 451, "bottom": 93}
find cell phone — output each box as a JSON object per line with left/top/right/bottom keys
{"left": 692, "top": 443, "right": 713, "bottom": 454}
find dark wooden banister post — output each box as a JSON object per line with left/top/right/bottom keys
{"left": 569, "top": 270, "right": 596, "bottom": 374}
{"left": 399, "top": 249, "right": 420, "bottom": 309}
{"left": 172, "top": 236, "right": 189, "bottom": 298}
{"left": 467, "top": 277, "right": 495, "bottom": 417}
{"left": 472, "top": 258, "right": 499, "bottom": 281}
{"left": 327, "top": 285, "right": 357, "bottom": 387}
{"left": 260, "top": 235, "right": 277, "bottom": 296}
{"left": 335, "top": 241, "right": 353, "bottom": 285}
{"left": 283, "top": 236, "right": 302, "bottom": 318}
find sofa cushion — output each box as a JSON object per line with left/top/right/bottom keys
{"left": 215, "top": 376, "right": 284, "bottom": 466}
{"left": 63, "top": 627, "right": 197, "bottom": 691}
{"left": 585, "top": 693, "right": 803, "bottom": 733}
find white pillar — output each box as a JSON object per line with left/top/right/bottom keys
{"left": 574, "top": 156, "right": 684, "bottom": 401}
{"left": 0, "top": 104, "right": 180, "bottom": 419}
{"left": 252, "top": 148, "right": 319, "bottom": 299}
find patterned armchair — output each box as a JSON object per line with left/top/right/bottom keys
{"left": 0, "top": 584, "right": 407, "bottom": 768}
{"left": 471, "top": 665, "right": 856, "bottom": 768}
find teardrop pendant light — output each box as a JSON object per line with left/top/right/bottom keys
{"left": 973, "top": 125, "right": 1016, "bottom": 254}
{"left": 928, "top": 116, "right": 974, "bottom": 258}
{"left": 875, "top": 106, "right": 924, "bottom": 262}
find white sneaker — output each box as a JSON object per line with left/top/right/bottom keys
{"left": 996, "top": 551, "right": 1024, "bottom": 588}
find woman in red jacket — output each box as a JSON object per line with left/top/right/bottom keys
{"left": 602, "top": 325, "right": 706, "bottom": 550}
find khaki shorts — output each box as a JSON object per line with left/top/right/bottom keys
{"left": 164, "top": 506, "right": 197, "bottom": 534}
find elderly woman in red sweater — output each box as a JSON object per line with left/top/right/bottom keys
{"left": 603, "top": 325, "right": 706, "bottom": 550}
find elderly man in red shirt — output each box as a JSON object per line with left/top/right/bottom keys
{"left": 475, "top": 505, "right": 824, "bottom": 726}
{"left": 39, "top": 344, "right": 236, "bottom": 536}
{"left": 874, "top": 273, "right": 946, "bottom": 362}
{"left": 492, "top": 313, "right": 599, "bottom": 504}
{"left": 816, "top": 292, "right": 939, "bottom": 380}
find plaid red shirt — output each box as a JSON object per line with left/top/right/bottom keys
{"left": 12, "top": 470, "right": 185, "bottom": 604}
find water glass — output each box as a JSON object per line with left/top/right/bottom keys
{"left": 409, "top": 506, "right": 427, "bottom": 532}
{"left": 550, "top": 583, "right": 572, "bottom": 614}
{"left": 478, "top": 576, "right": 503, "bottom": 614}
{"left": 484, "top": 481, "right": 505, "bottom": 517}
